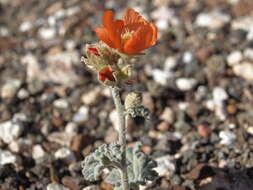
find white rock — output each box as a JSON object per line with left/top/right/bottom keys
{"left": 54, "top": 148, "right": 76, "bottom": 162}
{"left": 47, "top": 183, "right": 69, "bottom": 190}
{"left": 233, "top": 62, "right": 253, "bottom": 82}
{"left": 213, "top": 87, "right": 228, "bottom": 105}
{"left": 81, "top": 87, "right": 101, "bottom": 105}
{"left": 195, "top": 11, "right": 230, "bottom": 29}
{"left": 65, "top": 122, "right": 78, "bottom": 135}
{"left": 38, "top": 27, "right": 56, "bottom": 40}
{"left": 32, "top": 144, "right": 46, "bottom": 160}
{"left": 159, "top": 107, "right": 175, "bottom": 124}
{"left": 155, "top": 19, "right": 169, "bottom": 31}
{"left": 48, "top": 132, "right": 72, "bottom": 147}
{"left": 53, "top": 99, "right": 69, "bottom": 109}
{"left": 244, "top": 48, "right": 253, "bottom": 61}
{"left": 1, "top": 79, "right": 22, "bottom": 98}
{"left": 176, "top": 78, "right": 197, "bottom": 91}
{"left": 246, "top": 126, "right": 253, "bottom": 136}
{"left": 82, "top": 185, "right": 101, "bottom": 190}
{"left": 219, "top": 131, "right": 236, "bottom": 146}
{"left": 19, "top": 21, "right": 32, "bottom": 32}
{"left": 183, "top": 51, "right": 193, "bottom": 63}
{"left": 73, "top": 106, "right": 89, "bottom": 123}
{"left": 164, "top": 56, "right": 177, "bottom": 71}
{"left": 0, "top": 120, "right": 23, "bottom": 144}
{"left": 9, "top": 138, "right": 32, "bottom": 152}
{"left": 152, "top": 69, "right": 172, "bottom": 86}
{"left": 154, "top": 155, "right": 175, "bottom": 176}
{"left": 227, "top": 51, "right": 243, "bottom": 66}
{"left": 17, "top": 88, "right": 29, "bottom": 99}
{"left": 0, "top": 149, "right": 18, "bottom": 165}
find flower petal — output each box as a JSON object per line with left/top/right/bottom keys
{"left": 95, "top": 27, "right": 115, "bottom": 48}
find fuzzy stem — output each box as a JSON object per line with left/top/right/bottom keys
{"left": 111, "top": 87, "right": 129, "bottom": 190}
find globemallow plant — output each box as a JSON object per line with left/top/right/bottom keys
{"left": 81, "top": 8, "right": 158, "bottom": 190}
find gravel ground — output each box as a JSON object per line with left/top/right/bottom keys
{"left": 1, "top": 0, "right": 253, "bottom": 190}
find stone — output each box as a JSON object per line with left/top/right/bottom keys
{"left": 244, "top": 48, "right": 253, "bottom": 60}
{"left": 227, "top": 51, "right": 243, "bottom": 66}
{"left": 73, "top": 106, "right": 89, "bottom": 123}
{"left": 38, "top": 27, "right": 56, "bottom": 40}
{"left": 164, "top": 56, "right": 177, "bottom": 71}
{"left": 195, "top": 11, "right": 230, "bottom": 29}
{"left": 82, "top": 185, "right": 101, "bottom": 190}
{"left": 0, "top": 149, "right": 19, "bottom": 165}
{"left": 81, "top": 87, "right": 102, "bottom": 105}
{"left": 47, "top": 183, "right": 70, "bottom": 190}
{"left": 17, "top": 88, "right": 29, "bottom": 99}
{"left": 32, "top": 144, "right": 46, "bottom": 160}
{"left": 154, "top": 155, "right": 175, "bottom": 176}
{"left": 176, "top": 78, "right": 197, "bottom": 91}
{"left": 54, "top": 148, "right": 76, "bottom": 163}
{"left": 53, "top": 99, "right": 69, "bottom": 109}
{"left": 197, "top": 124, "right": 212, "bottom": 138}
{"left": 152, "top": 69, "right": 172, "bottom": 86}
{"left": 185, "top": 163, "right": 214, "bottom": 180}
{"left": 219, "top": 131, "right": 236, "bottom": 145}
{"left": 1, "top": 79, "right": 22, "bottom": 98}
{"left": 0, "top": 120, "right": 23, "bottom": 144}
{"left": 157, "top": 121, "right": 170, "bottom": 131}
{"left": 160, "top": 107, "right": 175, "bottom": 124}
{"left": 109, "top": 110, "right": 119, "bottom": 131}
{"left": 232, "top": 62, "right": 253, "bottom": 82}
{"left": 48, "top": 132, "right": 73, "bottom": 147}
{"left": 9, "top": 138, "right": 32, "bottom": 152}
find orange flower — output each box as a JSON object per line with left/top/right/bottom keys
{"left": 95, "top": 8, "right": 157, "bottom": 55}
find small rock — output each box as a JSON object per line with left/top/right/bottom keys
{"left": 54, "top": 148, "right": 76, "bottom": 163}
{"left": 82, "top": 185, "right": 101, "bottom": 190}
{"left": 157, "top": 121, "right": 170, "bottom": 131}
{"left": 81, "top": 87, "right": 102, "bottom": 105}
{"left": 160, "top": 107, "right": 175, "bottom": 124}
{"left": 47, "top": 183, "right": 70, "bottom": 190}
{"left": 0, "top": 120, "right": 23, "bottom": 144}
{"left": 219, "top": 131, "right": 236, "bottom": 145}
{"left": 19, "top": 21, "right": 32, "bottom": 32}
{"left": 176, "top": 78, "right": 197, "bottom": 91}
{"left": 38, "top": 27, "right": 56, "bottom": 40}
{"left": 164, "top": 56, "right": 177, "bottom": 71}
{"left": 185, "top": 163, "right": 214, "bottom": 180}
{"left": 32, "top": 144, "right": 46, "bottom": 160}
{"left": 0, "top": 149, "right": 19, "bottom": 165}
{"left": 195, "top": 11, "right": 230, "bottom": 29}
{"left": 65, "top": 122, "right": 78, "bottom": 135}
{"left": 53, "top": 99, "right": 69, "bottom": 109}
{"left": 232, "top": 61, "right": 253, "bottom": 82}
{"left": 213, "top": 87, "right": 228, "bottom": 105}
{"left": 183, "top": 52, "right": 194, "bottom": 64}
{"left": 48, "top": 132, "right": 73, "bottom": 147}
{"left": 152, "top": 69, "right": 172, "bottom": 86}
{"left": 154, "top": 155, "right": 175, "bottom": 176}
{"left": 17, "top": 88, "right": 29, "bottom": 99}
{"left": 243, "top": 48, "right": 253, "bottom": 60}
{"left": 9, "top": 138, "right": 32, "bottom": 152}
{"left": 197, "top": 124, "right": 212, "bottom": 138}
{"left": 1, "top": 79, "right": 22, "bottom": 98}
{"left": 227, "top": 51, "right": 243, "bottom": 66}
{"left": 73, "top": 106, "right": 89, "bottom": 123}
{"left": 109, "top": 110, "right": 119, "bottom": 131}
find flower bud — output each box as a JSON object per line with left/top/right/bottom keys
{"left": 125, "top": 92, "right": 142, "bottom": 109}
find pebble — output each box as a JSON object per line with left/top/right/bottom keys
{"left": 0, "top": 149, "right": 19, "bottom": 165}
{"left": 154, "top": 155, "right": 175, "bottom": 176}
{"left": 72, "top": 106, "right": 89, "bottom": 123}
{"left": 227, "top": 51, "right": 243, "bottom": 66}
{"left": 232, "top": 61, "right": 253, "bottom": 82}
{"left": 157, "top": 121, "right": 170, "bottom": 131}
{"left": 0, "top": 120, "right": 23, "bottom": 144}
{"left": 176, "top": 78, "right": 197, "bottom": 91}
{"left": 19, "top": 21, "right": 32, "bottom": 32}
{"left": 152, "top": 69, "right": 172, "bottom": 86}
{"left": 65, "top": 122, "right": 78, "bottom": 135}
{"left": 38, "top": 27, "right": 56, "bottom": 40}
{"left": 54, "top": 148, "right": 76, "bottom": 163}
{"left": 53, "top": 99, "right": 69, "bottom": 109}
{"left": 17, "top": 88, "right": 30, "bottom": 99}
{"left": 47, "top": 183, "right": 70, "bottom": 190}
{"left": 243, "top": 48, "right": 253, "bottom": 61}
{"left": 159, "top": 107, "right": 175, "bottom": 124}
{"left": 1, "top": 79, "right": 22, "bottom": 98}
{"left": 197, "top": 124, "right": 212, "bottom": 138}
{"left": 9, "top": 138, "right": 32, "bottom": 152}
{"left": 183, "top": 52, "right": 194, "bottom": 64}
{"left": 81, "top": 87, "right": 101, "bottom": 105}
{"left": 213, "top": 87, "right": 228, "bottom": 105}
{"left": 195, "top": 11, "right": 230, "bottom": 29}
{"left": 109, "top": 110, "right": 119, "bottom": 131}
{"left": 82, "top": 185, "right": 101, "bottom": 190}
{"left": 48, "top": 132, "right": 73, "bottom": 147}
{"left": 32, "top": 144, "right": 46, "bottom": 160}
{"left": 219, "top": 131, "right": 236, "bottom": 145}
{"left": 164, "top": 56, "right": 177, "bottom": 71}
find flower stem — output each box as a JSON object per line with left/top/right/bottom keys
{"left": 111, "top": 87, "right": 129, "bottom": 190}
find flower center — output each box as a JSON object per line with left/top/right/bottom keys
{"left": 121, "top": 29, "right": 134, "bottom": 42}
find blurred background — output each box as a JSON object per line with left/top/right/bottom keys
{"left": 1, "top": 0, "right": 253, "bottom": 189}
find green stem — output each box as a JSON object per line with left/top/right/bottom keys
{"left": 111, "top": 87, "right": 129, "bottom": 190}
